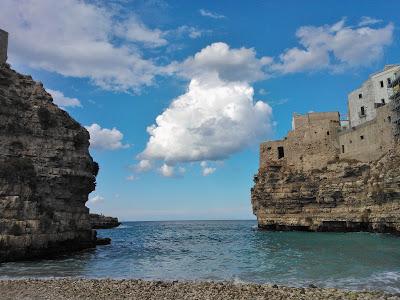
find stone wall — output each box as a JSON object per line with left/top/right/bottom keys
{"left": 0, "top": 29, "right": 8, "bottom": 64}
{"left": 260, "top": 112, "right": 341, "bottom": 171}
{"left": 338, "top": 104, "right": 393, "bottom": 162}
{"left": 0, "top": 63, "right": 98, "bottom": 262}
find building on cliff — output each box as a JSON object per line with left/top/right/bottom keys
{"left": 348, "top": 65, "right": 399, "bottom": 127}
{"left": 252, "top": 65, "right": 400, "bottom": 233}
{"left": 0, "top": 30, "right": 107, "bottom": 262}
{"left": 259, "top": 65, "right": 399, "bottom": 172}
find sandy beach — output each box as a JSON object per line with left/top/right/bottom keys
{"left": 0, "top": 279, "right": 399, "bottom": 300}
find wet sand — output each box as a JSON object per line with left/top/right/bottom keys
{"left": 0, "top": 279, "right": 399, "bottom": 300}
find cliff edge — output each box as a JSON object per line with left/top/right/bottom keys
{"left": 0, "top": 63, "right": 99, "bottom": 261}
{"left": 90, "top": 214, "right": 121, "bottom": 229}
{"left": 251, "top": 146, "right": 400, "bottom": 233}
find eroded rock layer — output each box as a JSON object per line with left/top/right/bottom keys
{"left": 90, "top": 214, "right": 120, "bottom": 229}
{"left": 0, "top": 63, "right": 98, "bottom": 262}
{"left": 251, "top": 147, "right": 400, "bottom": 233}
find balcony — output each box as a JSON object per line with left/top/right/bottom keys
{"left": 358, "top": 112, "right": 366, "bottom": 118}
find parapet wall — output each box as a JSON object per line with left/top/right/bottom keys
{"left": 260, "top": 107, "right": 393, "bottom": 171}
{"left": 0, "top": 29, "right": 8, "bottom": 64}
{"left": 260, "top": 112, "right": 341, "bottom": 171}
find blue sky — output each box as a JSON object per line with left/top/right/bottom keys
{"left": 1, "top": 0, "right": 399, "bottom": 220}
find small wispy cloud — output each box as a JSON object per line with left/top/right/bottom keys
{"left": 200, "top": 161, "right": 216, "bottom": 176}
{"left": 358, "top": 16, "right": 382, "bottom": 26}
{"left": 47, "top": 89, "right": 81, "bottom": 108}
{"left": 199, "top": 9, "right": 225, "bottom": 19}
{"left": 89, "top": 195, "right": 105, "bottom": 204}
{"left": 126, "top": 175, "right": 137, "bottom": 181}
{"left": 258, "top": 88, "right": 268, "bottom": 96}
{"left": 268, "top": 98, "right": 289, "bottom": 106}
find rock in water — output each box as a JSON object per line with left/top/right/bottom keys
{"left": 90, "top": 214, "right": 121, "bottom": 229}
{"left": 0, "top": 63, "right": 99, "bottom": 262}
{"left": 251, "top": 147, "right": 400, "bottom": 233}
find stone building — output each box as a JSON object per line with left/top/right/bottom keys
{"left": 253, "top": 66, "right": 400, "bottom": 234}
{"left": 260, "top": 112, "right": 341, "bottom": 171}
{"left": 348, "top": 65, "right": 399, "bottom": 127}
{"left": 260, "top": 66, "right": 398, "bottom": 171}
{"left": 0, "top": 29, "right": 8, "bottom": 64}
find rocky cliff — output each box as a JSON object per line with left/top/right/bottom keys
{"left": 251, "top": 146, "right": 400, "bottom": 233}
{"left": 0, "top": 63, "right": 99, "bottom": 262}
{"left": 90, "top": 214, "right": 121, "bottom": 229}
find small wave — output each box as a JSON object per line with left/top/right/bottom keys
{"left": 232, "top": 276, "right": 250, "bottom": 285}
{"left": 117, "top": 225, "right": 130, "bottom": 229}
{"left": 321, "top": 271, "right": 400, "bottom": 293}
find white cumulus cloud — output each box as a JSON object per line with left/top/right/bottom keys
{"left": 86, "top": 123, "right": 129, "bottom": 150}
{"left": 0, "top": 0, "right": 165, "bottom": 92}
{"left": 272, "top": 19, "right": 394, "bottom": 73}
{"left": 176, "top": 42, "right": 272, "bottom": 82}
{"left": 47, "top": 89, "right": 81, "bottom": 108}
{"left": 139, "top": 75, "right": 272, "bottom": 163}
{"left": 138, "top": 43, "right": 273, "bottom": 170}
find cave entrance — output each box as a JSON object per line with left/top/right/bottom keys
{"left": 277, "top": 146, "right": 285, "bottom": 159}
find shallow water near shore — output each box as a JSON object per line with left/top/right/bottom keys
{"left": 1, "top": 220, "right": 400, "bottom": 293}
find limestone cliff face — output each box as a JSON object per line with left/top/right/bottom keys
{"left": 90, "top": 214, "right": 121, "bottom": 229}
{"left": 0, "top": 63, "right": 99, "bottom": 262}
{"left": 251, "top": 147, "right": 400, "bottom": 233}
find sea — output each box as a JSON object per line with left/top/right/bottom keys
{"left": 1, "top": 220, "right": 400, "bottom": 293}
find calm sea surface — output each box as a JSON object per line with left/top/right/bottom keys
{"left": 1, "top": 220, "right": 400, "bottom": 292}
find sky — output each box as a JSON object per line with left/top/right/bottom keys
{"left": 1, "top": 0, "right": 399, "bottom": 221}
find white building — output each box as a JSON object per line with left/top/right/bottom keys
{"left": 348, "top": 65, "right": 400, "bottom": 127}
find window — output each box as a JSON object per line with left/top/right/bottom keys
{"left": 388, "top": 116, "right": 392, "bottom": 123}
{"left": 360, "top": 135, "right": 364, "bottom": 140}
{"left": 327, "top": 131, "right": 330, "bottom": 136}
{"left": 360, "top": 106, "right": 365, "bottom": 116}
{"left": 388, "top": 78, "right": 392, "bottom": 85}
{"left": 382, "top": 98, "right": 385, "bottom": 104}
{"left": 267, "top": 147, "right": 271, "bottom": 150}
{"left": 380, "top": 80, "right": 384, "bottom": 88}
{"left": 342, "top": 145, "right": 345, "bottom": 153}
{"left": 358, "top": 93, "right": 363, "bottom": 99}
{"left": 277, "top": 146, "right": 285, "bottom": 159}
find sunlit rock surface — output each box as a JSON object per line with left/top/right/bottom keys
{"left": 252, "top": 146, "right": 400, "bottom": 233}
{"left": 0, "top": 63, "right": 99, "bottom": 262}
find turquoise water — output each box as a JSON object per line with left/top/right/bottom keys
{"left": 1, "top": 220, "right": 400, "bottom": 292}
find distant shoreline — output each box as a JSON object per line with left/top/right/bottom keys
{"left": 0, "top": 279, "right": 397, "bottom": 300}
